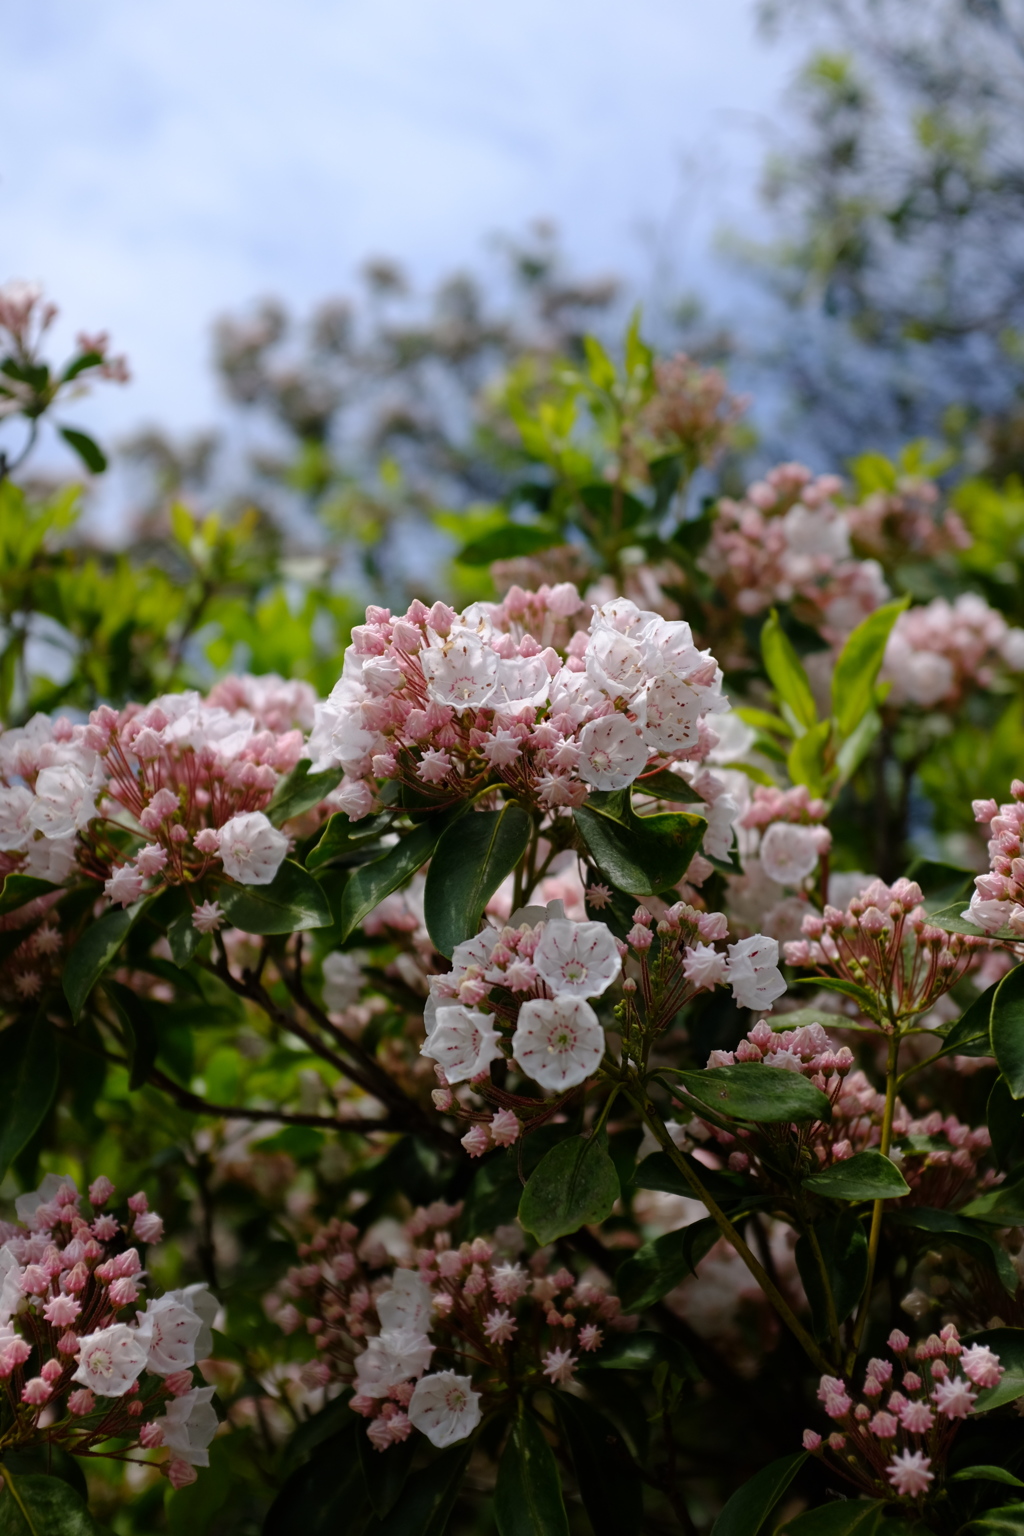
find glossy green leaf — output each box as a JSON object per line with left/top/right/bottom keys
{"left": 951, "top": 1468, "right": 1024, "bottom": 1487}
{"left": 960, "top": 1506, "right": 1024, "bottom": 1536}
{"left": 616, "top": 1219, "right": 719, "bottom": 1311}
{"left": 265, "top": 760, "right": 344, "bottom": 826}
{"left": 167, "top": 908, "right": 201, "bottom": 968}
{"left": 424, "top": 803, "right": 531, "bottom": 958}
{"left": 992, "top": 964, "right": 1024, "bottom": 1098}
{"left": 0, "top": 874, "right": 57, "bottom": 918}
{"left": 218, "top": 860, "right": 332, "bottom": 935}
{"left": 519, "top": 1133, "right": 620, "bottom": 1245}
{"left": 633, "top": 1149, "right": 749, "bottom": 1203}
{"left": 793, "top": 975, "right": 880, "bottom": 1017}
{"left": 795, "top": 1213, "right": 868, "bottom": 1341}
{"left": 771, "top": 1007, "right": 862, "bottom": 1033}
{"left": 711, "top": 1452, "right": 807, "bottom": 1536}
{"left": 339, "top": 817, "right": 450, "bottom": 939}
{"left": 457, "top": 523, "right": 560, "bottom": 565}
{"left": 590, "top": 1330, "right": 699, "bottom": 1378}
{"left": 761, "top": 611, "right": 817, "bottom": 730}
{"left": 104, "top": 980, "right": 161, "bottom": 1091}
{"left": 305, "top": 811, "right": 393, "bottom": 870}
{"left": 0, "top": 1019, "right": 58, "bottom": 1183}
{"left": 987, "top": 1077, "right": 1024, "bottom": 1169}
{"left": 574, "top": 791, "right": 705, "bottom": 898}
{"left": 935, "top": 978, "right": 1000, "bottom": 1061}
{"left": 631, "top": 768, "right": 705, "bottom": 803}
{"left": 781, "top": 1500, "right": 890, "bottom": 1536}
{"left": 263, "top": 1421, "right": 367, "bottom": 1536}
{"left": 495, "top": 1406, "right": 569, "bottom": 1536}
{"left": 369, "top": 1442, "right": 473, "bottom": 1536}
{"left": 63, "top": 898, "right": 148, "bottom": 1022}
{"left": 803, "top": 1151, "right": 910, "bottom": 1201}
{"left": 831, "top": 597, "right": 908, "bottom": 739}
{"left": 58, "top": 425, "right": 107, "bottom": 474}
{"left": 888, "top": 1208, "right": 1018, "bottom": 1294}
{"left": 0, "top": 1470, "right": 101, "bottom": 1535}
{"left": 553, "top": 1391, "right": 643, "bottom": 1536}
{"left": 669, "top": 1063, "right": 833, "bottom": 1124}
{"left": 967, "top": 1328, "right": 1024, "bottom": 1412}
{"left": 834, "top": 707, "right": 882, "bottom": 786}
{"left": 357, "top": 1427, "right": 416, "bottom": 1518}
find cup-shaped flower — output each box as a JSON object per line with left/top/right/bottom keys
{"left": 407, "top": 1371, "right": 483, "bottom": 1448}
{"left": 136, "top": 1294, "right": 202, "bottom": 1375}
{"left": 532, "top": 919, "right": 621, "bottom": 998}
{"left": 153, "top": 1385, "right": 219, "bottom": 1468}
{"left": 577, "top": 715, "right": 648, "bottom": 791}
{"left": 71, "top": 1323, "right": 147, "bottom": 1396}
{"left": 726, "top": 935, "right": 787, "bottom": 1011}
{"left": 377, "top": 1270, "right": 433, "bottom": 1333}
{"left": 420, "top": 1007, "right": 502, "bottom": 1084}
{"left": 759, "top": 822, "right": 822, "bottom": 886}
{"left": 354, "top": 1328, "right": 435, "bottom": 1396}
{"left": 421, "top": 634, "right": 499, "bottom": 710}
{"left": 512, "top": 996, "right": 604, "bottom": 1091}
{"left": 215, "top": 811, "right": 289, "bottom": 885}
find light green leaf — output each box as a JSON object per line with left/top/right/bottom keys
{"left": 218, "top": 860, "right": 332, "bottom": 936}
{"left": 831, "top": 597, "right": 909, "bottom": 739}
{"left": 803, "top": 1150, "right": 910, "bottom": 1201}
{"left": 495, "top": 1406, "right": 569, "bottom": 1536}
{"left": 761, "top": 611, "right": 818, "bottom": 730}
{"left": 711, "top": 1452, "right": 808, "bottom": 1536}
{"left": 424, "top": 803, "right": 531, "bottom": 958}
{"left": 787, "top": 718, "right": 832, "bottom": 796}
{"left": 519, "top": 1134, "right": 620, "bottom": 1245}
{"left": 959, "top": 1506, "right": 1024, "bottom": 1536}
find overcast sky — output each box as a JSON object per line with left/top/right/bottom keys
{"left": 3, "top": 0, "right": 800, "bottom": 455}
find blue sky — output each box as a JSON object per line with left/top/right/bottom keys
{"left": 3, "top": 0, "right": 800, "bottom": 451}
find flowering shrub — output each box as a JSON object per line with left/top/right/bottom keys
{"left": 6, "top": 302, "right": 1024, "bottom": 1534}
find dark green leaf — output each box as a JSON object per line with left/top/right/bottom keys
{"left": 633, "top": 1150, "right": 749, "bottom": 1203}
{"left": 960, "top": 1506, "right": 1024, "bottom": 1536}
{"left": 771, "top": 1007, "right": 859, "bottom": 1033}
{"left": 888, "top": 1208, "right": 1018, "bottom": 1294}
{"left": 781, "top": 1501, "right": 890, "bottom": 1536}
{"left": 167, "top": 908, "right": 201, "bottom": 968}
{"left": 357, "top": 1428, "right": 416, "bottom": 1518}
{"left": 578, "top": 483, "right": 647, "bottom": 532}
{"left": 0, "top": 1018, "right": 59, "bottom": 1182}
{"left": 966, "top": 1328, "right": 1024, "bottom": 1412}
{"left": 951, "top": 1468, "right": 1024, "bottom": 1487}
{"left": 0, "top": 874, "right": 57, "bottom": 918}
{"left": 424, "top": 803, "right": 531, "bottom": 958}
{"left": 368, "top": 1441, "right": 472, "bottom": 1536}
{"left": 495, "top": 1406, "right": 569, "bottom": 1536}
{"left": 795, "top": 1213, "right": 867, "bottom": 1341}
{"left": 960, "top": 1165, "right": 1024, "bottom": 1224}
{"left": 792, "top": 975, "right": 880, "bottom": 1017}
{"left": 631, "top": 769, "right": 705, "bottom": 803}
{"left": 987, "top": 1077, "right": 1024, "bottom": 1169}
{"left": 103, "top": 981, "right": 161, "bottom": 1091}
{"left": 616, "top": 1220, "right": 719, "bottom": 1311}
{"left": 457, "top": 523, "right": 560, "bottom": 564}
{"left": 590, "top": 1330, "right": 699, "bottom": 1379}
{"left": 553, "top": 1391, "right": 642, "bottom": 1536}
{"left": 340, "top": 817, "right": 451, "bottom": 939}
{"left": 803, "top": 1151, "right": 909, "bottom": 1201}
{"left": 0, "top": 1470, "right": 101, "bottom": 1535}
{"left": 574, "top": 792, "right": 705, "bottom": 898}
{"left": 306, "top": 812, "right": 393, "bottom": 870}
{"left": 928, "top": 901, "right": 1010, "bottom": 938}
{"left": 58, "top": 426, "right": 107, "bottom": 473}
{"left": 936, "top": 978, "right": 1000, "bottom": 1060}
{"left": 218, "top": 860, "right": 332, "bottom": 935}
{"left": 905, "top": 856, "right": 977, "bottom": 914}
{"left": 278, "top": 1393, "right": 355, "bottom": 1480}
{"left": 711, "top": 1452, "right": 808, "bottom": 1536}
{"left": 265, "top": 760, "right": 344, "bottom": 826}
{"left": 263, "top": 1421, "right": 368, "bottom": 1536}
{"left": 669, "top": 1063, "right": 833, "bottom": 1124}
{"left": 60, "top": 350, "right": 103, "bottom": 383}
{"left": 761, "top": 611, "right": 817, "bottom": 730}
{"left": 63, "top": 900, "right": 148, "bottom": 1022}
{"left": 831, "top": 598, "right": 908, "bottom": 739}
{"left": 992, "top": 964, "right": 1024, "bottom": 1098}
{"left": 519, "top": 1133, "right": 620, "bottom": 1245}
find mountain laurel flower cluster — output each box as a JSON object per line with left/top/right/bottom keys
{"left": 784, "top": 878, "right": 986, "bottom": 1025}
{"left": 739, "top": 785, "right": 832, "bottom": 888}
{"left": 963, "top": 782, "right": 1024, "bottom": 937}
{"left": 307, "top": 588, "right": 729, "bottom": 821}
{"left": 882, "top": 593, "right": 1024, "bottom": 709}
{"left": 267, "top": 1205, "right": 636, "bottom": 1453}
{"left": 803, "top": 1327, "right": 1004, "bottom": 1504}
{"left": 0, "top": 1175, "right": 219, "bottom": 1488}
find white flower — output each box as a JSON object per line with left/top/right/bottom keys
{"left": 705, "top": 709, "right": 756, "bottom": 765}
{"left": 421, "top": 632, "right": 498, "bottom": 710}
{"left": 494, "top": 654, "right": 552, "bottom": 708}
{"left": 726, "top": 934, "right": 787, "bottom": 1011}
{"left": 104, "top": 864, "right": 146, "bottom": 907}
{"left": 72, "top": 1323, "right": 147, "bottom": 1396}
{"left": 759, "top": 823, "right": 821, "bottom": 886}
{"left": 0, "top": 1248, "right": 23, "bottom": 1325}
{"left": 180, "top": 1283, "right": 218, "bottom": 1359}
{"left": 377, "top": 1269, "right": 433, "bottom": 1333}
{"left": 420, "top": 1006, "right": 502, "bottom": 1084}
{"left": 322, "top": 951, "right": 366, "bottom": 1011}
{"left": 532, "top": 919, "right": 620, "bottom": 998}
{"left": 154, "top": 1385, "right": 219, "bottom": 1467}
{"left": 215, "top": 811, "right": 289, "bottom": 885}
{"left": 512, "top": 996, "right": 604, "bottom": 1091}
{"left": 585, "top": 626, "right": 647, "bottom": 700}
{"left": 682, "top": 942, "right": 729, "bottom": 990}
{"left": 701, "top": 792, "right": 740, "bottom": 862}
{"left": 354, "top": 1328, "right": 434, "bottom": 1396}
{"left": 577, "top": 714, "right": 648, "bottom": 791}
{"left": 22, "top": 834, "right": 77, "bottom": 882}
{"left": 635, "top": 677, "right": 704, "bottom": 753}
{"left": 26, "top": 765, "right": 97, "bottom": 840}
{"left": 407, "top": 1371, "right": 482, "bottom": 1448}
{"left": 0, "top": 785, "right": 32, "bottom": 851}
{"left": 135, "top": 1294, "right": 203, "bottom": 1375}
{"left": 962, "top": 893, "right": 1011, "bottom": 934}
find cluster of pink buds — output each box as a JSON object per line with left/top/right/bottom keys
{"left": 784, "top": 878, "right": 986, "bottom": 1026}
{"left": 0, "top": 1175, "right": 219, "bottom": 1489}
{"left": 740, "top": 786, "right": 832, "bottom": 889}
{"left": 882, "top": 594, "right": 1024, "bottom": 710}
{"left": 268, "top": 1204, "right": 635, "bottom": 1453}
{"left": 842, "top": 476, "right": 969, "bottom": 567}
{"left": 962, "top": 785, "right": 1024, "bottom": 938}
{"left": 702, "top": 463, "right": 889, "bottom": 642}
{"left": 803, "top": 1326, "right": 1004, "bottom": 1503}
{"left": 306, "top": 590, "right": 729, "bottom": 824}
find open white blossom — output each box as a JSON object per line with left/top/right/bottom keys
{"left": 420, "top": 1006, "right": 503, "bottom": 1084}
{"left": 421, "top": 632, "right": 499, "bottom": 710}
{"left": 26, "top": 764, "right": 97, "bottom": 840}
{"left": 354, "top": 1328, "right": 434, "bottom": 1396}
{"left": 215, "top": 811, "right": 289, "bottom": 885}
{"left": 532, "top": 919, "right": 621, "bottom": 998}
{"left": 512, "top": 996, "right": 604, "bottom": 1091}
{"left": 154, "top": 1385, "right": 219, "bottom": 1467}
{"left": 577, "top": 714, "right": 648, "bottom": 791}
{"left": 136, "top": 1293, "right": 203, "bottom": 1375}
{"left": 407, "top": 1371, "right": 483, "bottom": 1448}
{"left": 72, "top": 1323, "right": 148, "bottom": 1396}
{"left": 377, "top": 1269, "right": 433, "bottom": 1333}
{"left": 759, "top": 823, "right": 822, "bottom": 887}
{"left": 726, "top": 935, "right": 787, "bottom": 1011}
